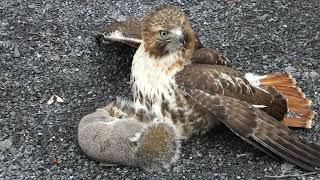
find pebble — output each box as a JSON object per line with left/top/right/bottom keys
{"left": 116, "top": 15, "right": 126, "bottom": 22}
{"left": 284, "top": 65, "right": 297, "bottom": 73}
{"left": 176, "top": 0, "right": 184, "bottom": 5}
{"left": 301, "top": 72, "right": 309, "bottom": 79}
{"left": 0, "top": 139, "right": 13, "bottom": 151}
{"left": 45, "top": 4, "right": 52, "bottom": 9}
{"left": 258, "top": 14, "right": 268, "bottom": 21}
{"left": 309, "top": 71, "right": 320, "bottom": 80}
{"left": 13, "top": 46, "right": 20, "bottom": 58}
{"left": 281, "top": 162, "right": 294, "bottom": 173}
{"left": 28, "top": 4, "right": 36, "bottom": 8}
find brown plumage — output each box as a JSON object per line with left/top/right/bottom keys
{"left": 176, "top": 64, "right": 289, "bottom": 121}
{"left": 141, "top": 6, "right": 195, "bottom": 59}
{"left": 95, "top": 9, "right": 314, "bottom": 129}
{"left": 91, "top": 5, "right": 318, "bottom": 171}
{"left": 130, "top": 5, "right": 320, "bottom": 172}
{"left": 191, "top": 48, "right": 231, "bottom": 67}
{"left": 96, "top": 17, "right": 142, "bottom": 48}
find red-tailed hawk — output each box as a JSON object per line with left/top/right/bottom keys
{"left": 81, "top": 5, "right": 318, "bottom": 171}
{"left": 96, "top": 9, "right": 314, "bottom": 129}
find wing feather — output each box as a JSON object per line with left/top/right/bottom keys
{"left": 176, "top": 65, "right": 320, "bottom": 171}
{"left": 192, "top": 48, "right": 231, "bottom": 67}
{"left": 185, "top": 89, "right": 320, "bottom": 171}
{"left": 96, "top": 17, "right": 142, "bottom": 48}
{"left": 176, "top": 64, "right": 288, "bottom": 120}
{"left": 95, "top": 17, "right": 203, "bottom": 50}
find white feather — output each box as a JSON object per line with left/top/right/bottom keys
{"left": 106, "top": 30, "right": 142, "bottom": 44}
{"left": 252, "top": 105, "right": 267, "bottom": 108}
{"left": 244, "top": 73, "right": 266, "bottom": 87}
{"left": 131, "top": 43, "right": 184, "bottom": 127}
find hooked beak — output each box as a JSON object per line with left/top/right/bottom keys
{"left": 171, "top": 28, "right": 185, "bottom": 46}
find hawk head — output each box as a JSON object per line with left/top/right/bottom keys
{"left": 142, "top": 5, "right": 196, "bottom": 59}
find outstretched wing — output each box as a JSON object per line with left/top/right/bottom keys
{"left": 95, "top": 17, "right": 204, "bottom": 50}
{"left": 95, "top": 18, "right": 233, "bottom": 67}
{"left": 96, "top": 17, "right": 142, "bottom": 48}
{"left": 175, "top": 64, "right": 320, "bottom": 171}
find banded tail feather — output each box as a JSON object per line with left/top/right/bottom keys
{"left": 245, "top": 72, "right": 315, "bottom": 129}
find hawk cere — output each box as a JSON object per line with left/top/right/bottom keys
{"left": 78, "top": 5, "right": 319, "bottom": 171}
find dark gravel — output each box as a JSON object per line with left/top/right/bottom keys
{"left": 1, "top": 0, "right": 319, "bottom": 179}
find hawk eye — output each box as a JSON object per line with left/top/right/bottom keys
{"left": 159, "top": 30, "right": 169, "bottom": 38}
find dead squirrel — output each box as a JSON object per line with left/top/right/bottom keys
{"left": 78, "top": 98, "right": 180, "bottom": 171}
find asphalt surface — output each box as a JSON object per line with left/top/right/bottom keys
{"left": 1, "top": 0, "right": 320, "bottom": 179}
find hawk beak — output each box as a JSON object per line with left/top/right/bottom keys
{"left": 171, "top": 29, "right": 185, "bottom": 46}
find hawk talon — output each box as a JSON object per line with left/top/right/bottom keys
{"left": 104, "top": 101, "right": 129, "bottom": 118}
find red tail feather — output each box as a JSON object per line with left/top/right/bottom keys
{"left": 259, "top": 72, "right": 315, "bottom": 129}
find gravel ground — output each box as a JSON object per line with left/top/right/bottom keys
{"left": 1, "top": 0, "right": 320, "bottom": 179}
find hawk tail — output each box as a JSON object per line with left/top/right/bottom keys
{"left": 186, "top": 89, "right": 320, "bottom": 171}
{"left": 259, "top": 72, "right": 315, "bottom": 128}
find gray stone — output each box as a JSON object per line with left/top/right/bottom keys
{"left": 284, "top": 65, "right": 297, "bottom": 73}
{"left": 45, "top": 4, "right": 52, "bottom": 9}
{"left": 309, "top": 71, "right": 320, "bottom": 80}
{"left": 258, "top": 14, "right": 269, "bottom": 21}
{"left": 0, "top": 139, "right": 13, "bottom": 151}
{"left": 28, "top": 4, "right": 36, "bottom": 8}
{"left": 301, "top": 72, "right": 309, "bottom": 79}
{"left": 117, "top": 15, "right": 126, "bottom": 22}
{"left": 13, "top": 46, "right": 20, "bottom": 58}
{"left": 281, "top": 162, "right": 294, "bottom": 173}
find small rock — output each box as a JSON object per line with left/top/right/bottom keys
{"left": 258, "top": 14, "right": 268, "bottom": 21}
{"left": 13, "top": 46, "right": 21, "bottom": 57}
{"left": 301, "top": 72, "right": 309, "bottom": 79}
{"left": 28, "top": 4, "right": 36, "bottom": 8}
{"left": 117, "top": 15, "right": 126, "bottom": 22}
{"left": 221, "top": 42, "right": 230, "bottom": 47}
{"left": 309, "top": 71, "right": 320, "bottom": 80}
{"left": 176, "top": 0, "right": 184, "bottom": 5}
{"left": 281, "top": 162, "right": 294, "bottom": 173}
{"left": 284, "top": 65, "right": 297, "bottom": 73}
{"left": 45, "top": 3, "right": 52, "bottom": 9}
{"left": 274, "top": 57, "right": 282, "bottom": 63}
{"left": 8, "top": 165, "right": 18, "bottom": 170}
{"left": 0, "top": 139, "right": 13, "bottom": 151}
{"left": 172, "top": 166, "right": 180, "bottom": 173}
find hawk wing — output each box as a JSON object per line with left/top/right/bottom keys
{"left": 191, "top": 48, "right": 231, "bottom": 67}
{"left": 96, "top": 17, "right": 313, "bottom": 127}
{"left": 175, "top": 64, "right": 320, "bottom": 171}
{"left": 96, "top": 18, "right": 233, "bottom": 67}
{"left": 96, "top": 17, "right": 142, "bottom": 48}
{"left": 95, "top": 17, "right": 203, "bottom": 49}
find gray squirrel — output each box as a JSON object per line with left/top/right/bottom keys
{"left": 78, "top": 98, "right": 180, "bottom": 171}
